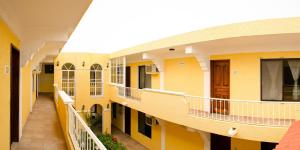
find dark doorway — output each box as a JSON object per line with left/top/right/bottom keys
{"left": 125, "top": 106, "right": 131, "bottom": 135}
{"left": 211, "top": 60, "right": 230, "bottom": 114}
{"left": 10, "top": 45, "right": 20, "bottom": 143}
{"left": 211, "top": 134, "right": 231, "bottom": 150}
{"left": 126, "top": 66, "right": 131, "bottom": 87}
{"left": 138, "top": 66, "right": 151, "bottom": 89}
{"left": 261, "top": 142, "right": 277, "bottom": 150}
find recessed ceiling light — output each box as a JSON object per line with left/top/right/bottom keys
{"left": 169, "top": 48, "right": 175, "bottom": 51}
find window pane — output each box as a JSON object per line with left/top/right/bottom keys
{"left": 69, "top": 71, "right": 75, "bottom": 79}
{"left": 90, "top": 71, "right": 95, "bottom": 80}
{"left": 62, "top": 71, "right": 68, "bottom": 79}
{"left": 261, "top": 60, "right": 283, "bottom": 100}
{"left": 284, "top": 60, "right": 300, "bottom": 101}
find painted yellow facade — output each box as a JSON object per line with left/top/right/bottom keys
{"left": 2, "top": 16, "right": 300, "bottom": 150}
{"left": 0, "top": 18, "right": 20, "bottom": 150}
{"left": 39, "top": 64, "right": 54, "bottom": 93}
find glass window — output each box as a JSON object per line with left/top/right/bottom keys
{"left": 61, "top": 63, "right": 75, "bottom": 96}
{"left": 110, "top": 57, "right": 125, "bottom": 85}
{"left": 261, "top": 59, "right": 300, "bottom": 101}
{"left": 138, "top": 111, "right": 152, "bottom": 138}
{"left": 90, "top": 64, "right": 103, "bottom": 96}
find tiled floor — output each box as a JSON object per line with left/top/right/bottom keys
{"left": 112, "top": 127, "right": 148, "bottom": 150}
{"left": 12, "top": 94, "right": 67, "bottom": 150}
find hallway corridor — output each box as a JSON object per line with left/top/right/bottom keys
{"left": 13, "top": 94, "right": 67, "bottom": 150}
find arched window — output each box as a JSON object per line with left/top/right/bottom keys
{"left": 62, "top": 63, "right": 75, "bottom": 96}
{"left": 90, "top": 64, "right": 103, "bottom": 96}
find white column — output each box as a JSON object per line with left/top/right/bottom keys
{"left": 203, "top": 70, "right": 210, "bottom": 112}
{"left": 199, "top": 131, "right": 211, "bottom": 150}
{"left": 157, "top": 119, "right": 166, "bottom": 150}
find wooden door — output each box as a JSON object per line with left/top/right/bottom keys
{"left": 10, "top": 45, "right": 20, "bottom": 143}
{"left": 211, "top": 60, "right": 230, "bottom": 114}
{"left": 125, "top": 106, "right": 131, "bottom": 136}
{"left": 211, "top": 134, "right": 231, "bottom": 150}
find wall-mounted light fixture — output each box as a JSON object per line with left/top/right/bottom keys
{"left": 82, "top": 61, "right": 85, "bottom": 67}
{"left": 107, "top": 104, "right": 110, "bottom": 109}
{"left": 56, "top": 61, "right": 59, "bottom": 67}
{"left": 106, "top": 63, "right": 109, "bottom": 68}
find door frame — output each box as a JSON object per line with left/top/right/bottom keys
{"left": 10, "top": 44, "right": 21, "bottom": 143}
{"left": 210, "top": 60, "right": 230, "bottom": 114}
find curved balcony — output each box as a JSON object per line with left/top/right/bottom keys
{"left": 111, "top": 85, "right": 300, "bottom": 142}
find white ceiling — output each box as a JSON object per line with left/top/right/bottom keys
{"left": 0, "top": 0, "right": 92, "bottom": 66}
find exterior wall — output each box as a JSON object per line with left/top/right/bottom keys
{"left": 164, "top": 57, "right": 204, "bottom": 95}
{"left": 39, "top": 63, "right": 54, "bottom": 93}
{"left": 54, "top": 53, "right": 111, "bottom": 134}
{"left": 127, "top": 61, "right": 160, "bottom": 89}
{"left": 231, "top": 138, "right": 261, "bottom": 150}
{"left": 211, "top": 51, "right": 300, "bottom": 100}
{"left": 0, "top": 18, "right": 20, "bottom": 150}
{"left": 130, "top": 109, "right": 161, "bottom": 150}
{"left": 165, "top": 122, "right": 204, "bottom": 150}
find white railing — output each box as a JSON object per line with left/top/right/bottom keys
{"left": 54, "top": 84, "right": 107, "bottom": 150}
{"left": 68, "top": 103, "right": 107, "bottom": 150}
{"left": 117, "top": 86, "right": 142, "bottom": 101}
{"left": 186, "top": 96, "right": 300, "bottom": 127}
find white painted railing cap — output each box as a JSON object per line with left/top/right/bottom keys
{"left": 58, "top": 91, "right": 74, "bottom": 104}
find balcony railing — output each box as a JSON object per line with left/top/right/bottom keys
{"left": 54, "top": 84, "right": 107, "bottom": 150}
{"left": 113, "top": 85, "right": 300, "bottom": 127}
{"left": 117, "top": 86, "right": 142, "bottom": 101}
{"left": 186, "top": 96, "right": 299, "bottom": 127}
{"left": 68, "top": 103, "right": 107, "bottom": 150}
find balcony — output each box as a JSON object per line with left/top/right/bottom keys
{"left": 111, "top": 85, "right": 300, "bottom": 142}
{"left": 54, "top": 85, "right": 107, "bottom": 150}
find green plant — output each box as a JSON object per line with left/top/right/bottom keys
{"left": 98, "top": 134, "right": 126, "bottom": 150}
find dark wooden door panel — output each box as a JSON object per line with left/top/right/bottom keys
{"left": 211, "top": 60, "right": 230, "bottom": 115}
{"left": 211, "top": 134, "right": 231, "bottom": 150}
{"left": 10, "top": 45, "right": 20, "bottom": 143}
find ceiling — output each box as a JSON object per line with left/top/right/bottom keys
{"left": 126, "top": 33, "right": 300, "bottom": 63}
{"left": 0, "top": 0, "right": 92, "bottom": 67}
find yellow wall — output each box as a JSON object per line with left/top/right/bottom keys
{"left": 231, "top": 138, "right": 261, "bottom": 150}
{"left": 164, "top": 57, "right": 204, "bottom": 96}
{"left": 165, "top": 122, "right": 204, "bottom": 150}
{"left": 0, "top": 18, "right": 20, "bottom": 150}
{"left": 127, "top": 61, "right": 160, "bottom": 89}
{"left": 21, "top": 62, "right": 32, "bottom": 127}
{"left": 54, "top": 53, "right": 111, "bottom": 133}
{"left": 39, "top": 63, "right": 54, "bottom": 93}
{"left": 211, "top": 51, "right": 300, "bottom": 100}
{"left": 130, "top": 109, "right": 161, "bottom": 150}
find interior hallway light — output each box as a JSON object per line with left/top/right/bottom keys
{"left": 169, "top": 48, "right": 175, "bottom": 52}
{"left": 56, "top": 61, "right": 60, "bottom": 67}
{"left": 82, "top": 61, "right": 85, "bottom": 67}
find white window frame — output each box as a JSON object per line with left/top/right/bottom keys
{"left": 62, "top": 63, "right": 75, "bottom": 97}
{"left": 90, "top": 64, "right": 103, "bottom": 97}
{"left": 110, "top": 57, "right": 125, "bottom": 86}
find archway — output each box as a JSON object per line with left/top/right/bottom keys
{"left": 89, "top": 104, "right": 103, "bottom": 135}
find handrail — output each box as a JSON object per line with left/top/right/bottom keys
{"left": 68, "top": 103, "right": 107, "bottom": 150}
{"left": 114, "top": 85, "right": 300, "bottom": 127}
{"left": 54, "top": 84, "right": 107, "bottom": 150}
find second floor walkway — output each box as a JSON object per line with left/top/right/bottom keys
{"left": 12, "top": 94, "right": 67, "bottom": 150}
